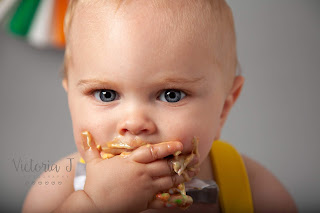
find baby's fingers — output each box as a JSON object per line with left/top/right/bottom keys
{"left": 148, "top": 199, "right": 167, "bottom": 209}
{"left": 81, "top": 131, "right": 101, "bottom": 164}
{"left": 147, "top": 155, "right": 199, "bottom": 178}
{"left": 154, "top": 169, "right": 199, "bottom": 192}
{"left": 130, "top": 141, "right": 183, "bottom": 163}
{"left": 149, "top": 195, "right": 192, "bottom": 209}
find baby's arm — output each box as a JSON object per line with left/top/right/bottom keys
{"left": 242, "top": 155, "right": 298, "bottom": 212}
{"left": 22, "top": 151, "right": 103, "bottom": 213}
{"left": 24, "top": 141, "right": 198, "bottom": 213}
{"left": 22, "top": 152, "right": 79, "bottom": 213}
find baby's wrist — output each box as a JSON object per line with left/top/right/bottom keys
{"left": 79, "top": 190, "right": 102, "bottom": 213}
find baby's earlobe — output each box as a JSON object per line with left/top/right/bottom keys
{"left": 62, "top": 79, "right": 68, "bottom": 92}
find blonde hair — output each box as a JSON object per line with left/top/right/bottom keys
{"left": 62, "top": 0, "right": 239, "bottom": 84}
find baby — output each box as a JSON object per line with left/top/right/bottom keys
{"left": 23, "top": 0, "right": 297, "bottom": 212}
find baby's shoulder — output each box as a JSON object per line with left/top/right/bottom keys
{"left": 22, "top": 152, "right": 81, "bottom": 213}
{"left": 241, "top": 154, "right": 297, "bottom": 212}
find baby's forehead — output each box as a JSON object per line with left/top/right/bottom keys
{"left": 71, "top": 0, "right": 226, "bottom": 45}
{"left": 66, "top": 0, "right": 236, "bottom": 87}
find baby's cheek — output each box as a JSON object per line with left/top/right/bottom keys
{"left": 173, "top": 126, "right": 217, "bottom": 163}
{"left": 198, "top": 140, "right": 214, "bottom": 163}
{"left": 76, "top": 141, "right": 86, "bottom": 159}
{"left": 72, "top": 128, "right": 86, "bottom": 157}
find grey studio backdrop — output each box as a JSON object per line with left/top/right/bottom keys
{"left": 1, "top": 1, "right": 319, "bottom": 212}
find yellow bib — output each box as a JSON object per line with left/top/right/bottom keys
{"left": 210, "top": 140, "right": 254, "bottom": 213}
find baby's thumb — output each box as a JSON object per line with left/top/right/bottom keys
{"left": 81, "top": 131, "right": 101, "bottom": 164}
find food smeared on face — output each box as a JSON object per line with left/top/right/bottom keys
{"left": 98, "top": 136, "right": 147, "bottom": 159}
{"left": 81, "top": 131, "right": 199, "bottom": 209}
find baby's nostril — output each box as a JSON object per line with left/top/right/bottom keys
{"left": 120, "top": 128, "right": 128, "bottom": 135}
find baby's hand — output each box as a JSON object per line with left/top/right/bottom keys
{"left": 81, "top": 137, "right": 199, "bottom": 213}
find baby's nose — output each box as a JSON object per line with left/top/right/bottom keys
{"left": 117, "top": 111, "right": 157, "bottom": 136}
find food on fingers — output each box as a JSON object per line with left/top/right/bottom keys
{"left": 81, "top": 131, "right": 199, "bottom": 209}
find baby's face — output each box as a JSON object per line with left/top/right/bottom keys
{"left": 65, "top": 1, "right": 231, "bottom": 163}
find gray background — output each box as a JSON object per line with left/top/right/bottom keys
{"left": 1, "top": 0, "right": 319, "bottom": 212}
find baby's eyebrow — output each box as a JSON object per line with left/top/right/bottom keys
{"left": 77, "top": 79, "right": 117, "bottom": 88}
{"left": 160, "top": 76, "right": 205, "bottom": 84}
{"left": 77, "top": 76, "right": 205, "bottom": 88}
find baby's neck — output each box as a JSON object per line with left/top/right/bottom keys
{"left": 196, "top": 155, "right": 215, "bottom": 180}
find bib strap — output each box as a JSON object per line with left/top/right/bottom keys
{"left": 210, "top": 140, "right": 254, "bottom": 213}
{"left": 79, "top": 157, "right": 85, "bottom": 164}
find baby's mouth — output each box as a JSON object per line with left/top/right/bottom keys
{"left": 97, "top": 136, "right": 151, "bottom": 158}
{"left": 101, "top": 136, "right": 148, "bottom": 150}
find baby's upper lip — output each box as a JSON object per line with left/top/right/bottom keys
{"left": 100, "top": 136, "right": 191, "bottom": 153}
{"left": 101, "top": 136, "right": 153, "bottom": 150}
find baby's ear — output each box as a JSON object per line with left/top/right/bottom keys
{"left": 217, "top": 76, "right": 245, "bottom": 138}
{"left": 62, "top": 78, "right": 68, "bottom": 92}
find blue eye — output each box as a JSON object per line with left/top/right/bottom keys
{"left": 94, "top": 90, "right": 118, "bottom": 102}
{"left": 159, "top": 89, "right": 186, "bottom": 103}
